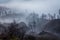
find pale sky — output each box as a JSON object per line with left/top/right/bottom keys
{"left": 0, "top": 0, "right": 60, "bottom": 23}
{"left": 0, "top": 0, "right": 60, "bottom": 15}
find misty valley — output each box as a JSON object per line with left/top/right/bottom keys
{"left": 0, "top": 6, "right": 60, "bottom": 40}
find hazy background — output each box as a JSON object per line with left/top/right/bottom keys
{"left": 0, "top": 0, "right": 60, "bottom": 15}
{"left": 0, "top": 0, "right": 60, "bottom": 23}
{"left": 0, "top": 0, "right": 60, "bottom": 35}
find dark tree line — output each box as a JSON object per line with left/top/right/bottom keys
{"left": 0, "top": 20, "right": 28, "bottom": 40}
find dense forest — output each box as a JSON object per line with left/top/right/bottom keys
{"left": 0, "top": 6, "right": 60, "bottom": 40}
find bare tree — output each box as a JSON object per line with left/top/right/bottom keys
{"left": 57, "top": 9, "right": 60, "bottom": 19}
{"left": 40, "top": 13, "right": 47, "bottom": 20}
{"left": 48, "top": 13, "right": 55, "bottom": 20}
{"left": 26, "top": 13, "right": 39, "bottom": 32}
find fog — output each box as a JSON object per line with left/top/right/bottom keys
{"left": 0, "top": 0, "right": 60, "bottom": 23}
{"left": 0, "top": 1, "right": 60, "bottom": 39}
{"left": 0, "top": 0, "right": 60, "bottom": 15}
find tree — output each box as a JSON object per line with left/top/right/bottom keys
{"left": 7, "top": 20, "right": 20, "bottom": 40}
{"left": 40, "top": 13, "right": 47, "bottom": 20}
{"left": 57, "top": 9, "right": 60, "bottom": 19}
{"left": 48, "top": 13, "right": 55, "bottom": 20}
{"left": 53, "top": 13, "right": 56, "bottom": 19}
{"left": 26, "top": 13, "right": 39, "bottom": 32}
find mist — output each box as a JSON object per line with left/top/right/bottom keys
{"left": 0, "top": 0, "right": 60, "bottom": 40}
{"left": 0, "top": 0, "right": 60, "bottom": 15}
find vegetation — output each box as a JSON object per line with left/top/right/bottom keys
{"left": 0, "top": 7, "right": 60, "bottom": 40}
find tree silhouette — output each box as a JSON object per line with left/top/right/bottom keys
{"left": 26, "top": 13, "right": 39, "bottom": 32}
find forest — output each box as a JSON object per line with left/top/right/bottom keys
{"left": 0, "top": 6, "right": 60, "bottom": 40}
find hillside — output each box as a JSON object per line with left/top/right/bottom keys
{"left": 43, "top": 19, "right": 60, "bottom": 36}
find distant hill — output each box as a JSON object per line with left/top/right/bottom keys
{"left": 43, "top": 19, "right": 60, "bottom": 35}
{"left": 18, "top": 22, "right": 30, "bottom": 33}
{"left": 38, "top": 31, "right": 60, "bottom": 40}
